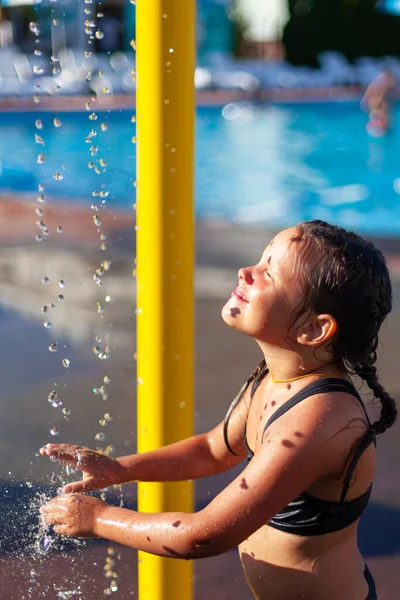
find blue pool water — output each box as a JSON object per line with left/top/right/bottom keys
{"left": 1, "top": 102, "right": 400, "bottom": 235}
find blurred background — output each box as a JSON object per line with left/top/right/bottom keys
{"left": 0, "top": 0, "right": 399, "bottom": 598}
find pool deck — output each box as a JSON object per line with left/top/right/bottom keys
{"left": 0, "top": 194, "right": 399, "bottom": 598}
{"left": 0, "top": 86, "right": 383, "bottom": 113}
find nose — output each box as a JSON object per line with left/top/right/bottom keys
{"left": 238, "top": 266, "right": 254, "bottom": 284}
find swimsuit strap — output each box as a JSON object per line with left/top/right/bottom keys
{"left": 260, "top": 378, "right": 375, "bottom": 502}
{"left": 261, "top": 378, "right": 370, "bottom": 438}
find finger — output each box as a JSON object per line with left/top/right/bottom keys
{"left": 40, "top": 443, "right": 84, "bottom": 457}
{"left": 64, "top": 478, "right": 97, "bottom": 494}
{"left": 40, "top": 445, "right": 88, "bottom": 469}
{"left": 53, "top": 525, "right": 70, "bottom": 535}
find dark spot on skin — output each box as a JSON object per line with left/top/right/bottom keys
{"left": 146, "top": 536, "right": 151, "bottom": 542}
{"left": 250, "top": 552, "right": 255, "bottom": 557}
{"left": 172, "top": 520, "right": 181, "bottom": 528}
{"left": 267, "top": 256, "right": 271, "bottom": 264}
{"left": 271, "top": 400, "right": 276, "bottom": 406}
{"left": 259, "top": 415, "right": 262, "bottom": 421}
{"left": 240, "top": 477, "right": 249, "bottom": 490}
{"left": 256, "top": 433, "right": 259, "bottom": 441}
{"left": 267, "top": 440, "right": 271, "bottom": 444}
{"left": 294, "top": 431, "right": 304, "bottom": 437}
{"left": 282, "top": 439, "right": 295, "bottom": 448}
{"left": 162, "top": 546, "right": 184, "bottom": 558}
{"left": 229, "top": 307, "right": 240, "bottom": 317}
{"left": 264, "top": 403, "right": 268, "bottom": 410}
{"left": 287, "top": 383, "right": 291, "bottom": 390}
{"left": 269, "top": 240, "right": 274, "bottom": 246}
{"left": 194, "top": 539, "right": 213, "bottom": 546}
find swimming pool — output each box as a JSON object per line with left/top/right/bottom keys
{"left": 0, "top": 102, "right": 399, "bottom": 235}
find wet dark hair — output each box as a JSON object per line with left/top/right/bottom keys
{"left": 224, "top": 220, "right": 396, "bottom": 454}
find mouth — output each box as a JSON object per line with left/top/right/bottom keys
{"left": 231, "top": 287, "right": 248, "bottom": 303}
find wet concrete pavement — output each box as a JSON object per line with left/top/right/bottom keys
{"left": 0, "top": 202, "right": 399, "bottom": 598}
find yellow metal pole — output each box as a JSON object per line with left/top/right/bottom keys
{"left": 136, "top": 1, "right": 195, "bottom": 599}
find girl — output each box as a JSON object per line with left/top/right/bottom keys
{"left": 40, "top": 220, "right": 396, "bottom": 600}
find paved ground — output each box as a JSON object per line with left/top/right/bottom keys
{"left": 0, "top": 199, "right": 399, "bottom": 598}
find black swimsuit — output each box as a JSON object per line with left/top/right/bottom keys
{"left": 244, "top": 376, "right": 377, "bottom": 599}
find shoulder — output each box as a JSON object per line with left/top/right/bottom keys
{"left": 260, "top": 387, "right": 369, "bottom": 475}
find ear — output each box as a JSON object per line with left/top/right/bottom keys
{"left": 296, "top": 314, "right": 337, "bottom": 347}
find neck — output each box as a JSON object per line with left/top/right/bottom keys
{"left": 257, "top": 340, "right": 340, "bottom": 383}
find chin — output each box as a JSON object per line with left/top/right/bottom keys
{"left": 221, "top": 301, "right": 242, "bottom": 328}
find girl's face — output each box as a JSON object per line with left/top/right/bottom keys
{"left": 222, "top": 227, "right": 307, "bottom": 344}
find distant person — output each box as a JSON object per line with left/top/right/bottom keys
{"left": 361, "top": 70, "right": 396, "bottom": 137}
{"left": 40, "top": 220, "right": 396, "bottom": 600}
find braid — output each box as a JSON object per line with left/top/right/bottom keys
{"left": 223, "top": 359, "right": 267, "bottom": 455}
{"left": 354, "top": 359, "right": 397, "bottom": 435}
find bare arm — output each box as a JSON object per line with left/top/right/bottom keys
{"left": 41, "top": 390, "right": 363, "bottom": 559}
{"left": 40, "top": 385, "right": 250, "bottom": 493}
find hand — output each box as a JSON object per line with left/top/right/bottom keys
{"left": 40, "top": 444, "right": 127, "bottom": 494}
{"left": 40, "top": 494, "right": 107, "bottom": 537}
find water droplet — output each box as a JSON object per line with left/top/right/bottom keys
{"left": 103, "top": 376, "right": 111, "bottom": 385}
{"left": 95, "top": 30, "right": 104, "bottom": 39}
{"left": 58, "top": 280, "right": 65, "bottom": 288}
{"left": 62, "top": 408, "right": 70, "bottom": 417}
{"left": 52, "top": 400, "right": 62, "bottom": 408}
{"left": 100, "top": 122, "right": 108, "bottom": 131}
{"left": 90, "top": 145, "right": 99, "bottom": 155}
{"left": 49, "top": 343, "right": 58, "bottom": 352}
{"left": 33, "top": 65, "right": 44, "bottom": 75}
{"left": 58, "top": 294, "right": 64, "bottom": 302}
{"left": 99, "top": 419, "right": 106, "bottom": 426}
{"left": 97, "top": 302, "right": 104, "bottom": 314}
{"left": 50, "top": 427, "right": 59, "bottom": 436}
{"left": 100, "top": 159, "right": 107, "bottom": 167}
{"left": 104, "top": 413, "right": 112, "bottom": 422}
{"left": 41, "top": 276, "right": 50, "bottom": 284}
{"left": 29, "top": 22, "right": 40, "bottom": 35}
{"left": 44, "top": 321, "right": 52, "bottom": 329}
{"left": 93, "top": 215, "right": 102, "bottom": 227}
{"left": 41, "top": 305, "right": 49, "bottom": 314}
{"left": 48, "top": 390, "right": 57, "bottom": 402}
{"left": 53, "top": 173, "right": 63, "bottom": 181}
{"left": 135, "top": 308, "right": 142, "bottom": 315}
{"left": 180, "top": 402, "right": 186, "bottom": 409}
{"left": 95, "top": 432, "right": 105, "bottom": 441}
{"left": 34, "top": 49, "right": 42, "bottom": 56}
{"left": 37, "top": 220, "right": 47, "bottom": 230}
{"left": 38, "top": 183, "right": 44, "bottom": 192}
{"left": 35, "top": 134, "right": 45, "bottom": 146}
{"left": 33, "top": 94, "right": 40, "bottom": 104}
{"left": 56, "top": 226, "right": 63, "bottom": 233}
{"left": 168, "top": 48, "right": 174, "bottom": 53}
{"left": 136, "top": 378, "right": 143, "bottom": 385}
{"left": 110, "top": 582, "right": 118, "bottom": 592}
{"left": 35, "top": 119, "right": 43, "bottom": 129}
{"left": 62, "top": 358, "right": 70, "bottom": 368}
{"left": 105, "top": 295, "right": 111, "bottom": 303}
{"left": 100, "top": 242, "right": 107, "bottom": 251}
{"left": 53, "top": 118, "right": 62, "bottom": 128}
{"left": 37, "top": 192, "right": 45, "bottom": 203}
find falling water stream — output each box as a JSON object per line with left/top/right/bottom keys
{"left": 3, "top": 1, "right": 137, "bottom": 598}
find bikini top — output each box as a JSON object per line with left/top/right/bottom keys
{"left": 244, "top": 376, "right": 376, "bottom": 536}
